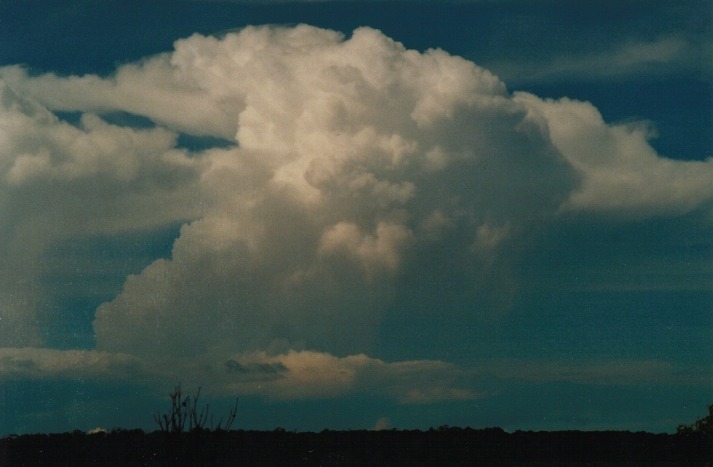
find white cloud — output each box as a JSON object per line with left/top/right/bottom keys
{"left": 319, "top": 221, "right": 414, "bottom": 275}
{"left": 69, "top": 25, "right": 573, "bottom": 360}
{"left": 515, "top": 92, "right": 713, "bottom": 217}
{"left": 0, "top": 61, "right": 236, "bottom": 139}
{"left": 0, "top": 24, "right": 711, "bottom": 400}
{"left": 0, "top": 80, "right": 208, "bottom": 346}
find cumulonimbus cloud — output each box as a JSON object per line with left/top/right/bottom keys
{"left": 74, "top": 25, "right": 576, "bottom": 359}
{"left": 0, "top": 25, "right": 711, "bottom": 401}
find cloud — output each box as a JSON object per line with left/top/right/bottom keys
{"left": 0, "top": 348, "right": 142, "bottom": 381}
{"left": 0, "top": 62, "right": 236, "bottom": 140}
{"left": 372, "top": 416, "right": 390, "bottom": 430}
{"left": 0, "top": 346, "right": 478, "bottom": 406}
{"left": 487, "top": 359, "right": 711, "bottom": 386}
{"left": 143, "top": 349, "right": 481, "bottom": 404}
{"left": 0, "top": 24, "right": 711, "bottom": 404}
{"left": 0, "top": 80, "right": 208, "bottom": 347}
{"left": 67, "top": 25, "right": 575, "bottom": 359}
{"left": 491, "top": 37, "right": 695, "bottom": 84}
{"left": 145, "top": 351, "right": 709, "bottom": 404}
{"left": 515, "top": 92, "right": 713, "bottom": 217}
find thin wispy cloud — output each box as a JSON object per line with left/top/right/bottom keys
{"left": 491, "top": 37, "right": 696, "bottom": 84}
{"left": 0, "top": 348, "right": 142, "bottom": 381}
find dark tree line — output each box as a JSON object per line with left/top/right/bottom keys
{"left": 1, "top": 402, "right": 710, "bottom": 466}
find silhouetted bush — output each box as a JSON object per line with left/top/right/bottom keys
{"left": 153, "top": 384, "right": 238, "bottom": 433}
{"left": 677, "top": 404, "right": 713, "bottom": 439}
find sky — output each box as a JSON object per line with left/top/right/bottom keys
{"left": 0, "top": 0, "right": 711, "bottom": 435}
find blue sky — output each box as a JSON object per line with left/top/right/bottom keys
{"left": 0, "top": 0, "right": 711, "bottom": 435}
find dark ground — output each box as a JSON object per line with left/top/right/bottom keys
{"left": 1, "top": 427, "right": 711, "bottom": 466}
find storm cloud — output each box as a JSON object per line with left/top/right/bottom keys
{"left": 1, "top": 24, "right": 711, "bottom": 405}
